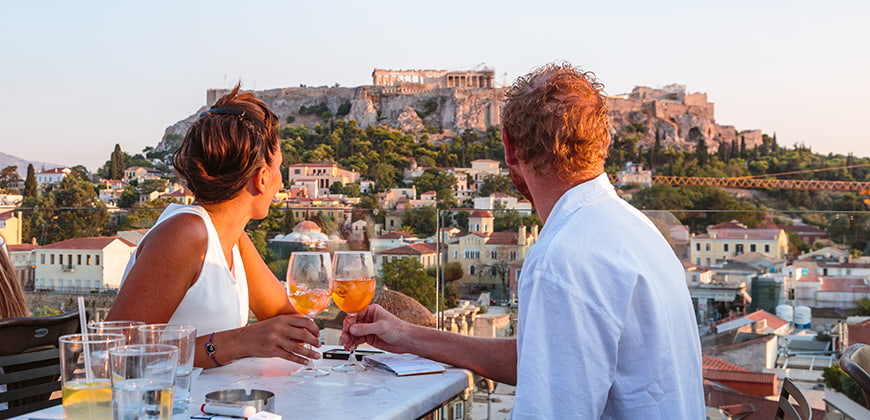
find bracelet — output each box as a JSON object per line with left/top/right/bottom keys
{"left": 205, "top": 332, "right": 222, "bottom": 367}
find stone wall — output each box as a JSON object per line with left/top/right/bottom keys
{"left": 24, "top": 291, "right": 116, "bottom": 322}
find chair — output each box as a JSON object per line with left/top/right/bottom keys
{"left": 840, "top": 343, "right": 870, "bottom": 408}
{"left": 774, "top": 377, "right": 811, "bottom": 420}
{"left": 0, "top": 311, "right": 80, "bottom": 419}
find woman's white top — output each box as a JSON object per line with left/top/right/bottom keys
{"left": 120, "top": 204, "right": 248, "bottom": 334}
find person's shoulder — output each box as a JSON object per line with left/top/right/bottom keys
{"left": 140, "top": 212, "right": 208, "bottom": 255}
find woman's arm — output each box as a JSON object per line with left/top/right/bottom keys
{"left": 106, "top": 213, "right": 206, "bottom": 324}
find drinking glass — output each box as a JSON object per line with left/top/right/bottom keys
{"left": 138, "top": 324, "right": 197, "bottom": 415}
{"left": 59, "top": 333, "right": 125, "bottom": 420}
{"left": 88, "top": 320, "right": 145, "bottom": 345}
{"left": 286, "top": 251, "right": 332, "bottom": 377}
{"left": 109, "top": 344, "right": 178, "bottom": 420}
{"left": 331, "top": 251, "right": 376, "bottom": 373}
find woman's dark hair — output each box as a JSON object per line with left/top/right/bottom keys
{"left": 173, "top": 83, "right": 280, "bottom": 203}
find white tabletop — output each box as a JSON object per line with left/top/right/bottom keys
{"left": 13, "top": 346, "right": 474, "bottom": 420}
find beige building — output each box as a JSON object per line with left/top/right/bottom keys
{"left": 689, "top": 221, "right": 789, "bottom": 267}
{"left": 0, "top": 209, "right": 22, "bottom": 245}
{"left": 287, "top": 163, "right": 359, "bottom": 198}
{"left": 446, "top": 210, "right": 538, "bottom": 286}
{"left": 34, "top": 236, "right": 135, "bottom": 292}
{"left": 377, "top": 242, "right": 440, "bottom": 272}
{"left": 7, "top": 242, "right": 38, "bottom": 291}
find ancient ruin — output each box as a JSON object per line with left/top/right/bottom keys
{"left": 372, "top": 68, "right": 495, "bottom": 93}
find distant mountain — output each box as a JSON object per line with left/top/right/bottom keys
{"left": 0, "top": 152, "right": 65, "bottom": 179}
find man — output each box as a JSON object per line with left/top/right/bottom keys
{"left": 343, "top": 63, "right": 704, "bottom": 419}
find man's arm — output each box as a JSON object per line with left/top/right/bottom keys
{"left": 343, "top": 304, "right": 517, "bottom": 384}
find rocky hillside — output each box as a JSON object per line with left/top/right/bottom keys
{"left": 155, "top": 83, "right": 760, "bottom": 154}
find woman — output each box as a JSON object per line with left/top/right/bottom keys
{"left": 0, "top": 234, "right": 29, "bottom": 319}
{"left": 107, "top": 85, "right": 321, "bottom": 368}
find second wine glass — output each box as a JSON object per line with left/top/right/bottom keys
{"left": 286, "top": 251, "right": 333, "bottom": 377}
{"left": 330, "top": 251, "right": 376, "bottom": 373}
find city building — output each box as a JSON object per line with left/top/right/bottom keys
{"left": 0, "top": 209, "right": 22, "bottom": 245}
{"left": 7, "top": 242, "right": 38, "bottom": 291}
{"left": 287, "top": 163, "right": 359, "bottom": 198}
{"left": 33, "top": 236, "right": 135, "bottom": 292}
{"left": 377, "top": 242, "right": 440, "bottom": 272}
{"left": 690, "top": 220, "right": 789, "bottom": 266}
{"left": 615, "top": 162, "right": 652, "bottom": 187}
{"left": 35, "top": 167, "right": 71, "bottom": 186}
{"left": 124, "top": 166, "right": 163, "bottom": 184}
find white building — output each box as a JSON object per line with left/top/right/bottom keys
{"left": 473, "top": 193, "right": 533, "bottom": 215}
{"left": 616, "top": 162, "right": 652, "bottom": 187}
{"left": 287, "top": 163, "right": 359, "bottom": 198}
{"left": 35, "top": 167, "right": 71, "bottom": 185}
{"left": 34, "top": 236, "right": 135, "bottom": 292}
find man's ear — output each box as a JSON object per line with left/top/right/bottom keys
{"left": 502, "top": 126, "right": 519, "bottom": 166}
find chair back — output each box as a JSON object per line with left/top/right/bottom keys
{"left": 774, "top": 377, "right": 811, "bottom": 420}
{"left": 840, "top": 343, "right": 870, "bottom": 408}
{"left": 0, "top": 311, "right": 80, "bottom": 419}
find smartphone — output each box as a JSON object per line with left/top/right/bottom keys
{"left": 322, "top": 348, "right": 384, "bottom": 361}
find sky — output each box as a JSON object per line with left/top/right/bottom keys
{"left": 2, "top": 1, "right": 868, "bottom": 173}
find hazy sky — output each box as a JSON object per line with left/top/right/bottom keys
{"left": 2, "top": 1, "right": 868, "bottom": 172}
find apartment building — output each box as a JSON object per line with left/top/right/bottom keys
{"left": 287, "top": 163, "right": 359, "bottom": 198}
{"left": 689, "top": 220, "right": 789, "bottom": 267}
{"left": 33, "top": 236, "right": 135, "bottom": 292}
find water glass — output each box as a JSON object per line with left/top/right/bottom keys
{"left": 59, "top": 333, "right": 126, "bottom": 420}
{"left": 88, "top": 320, "right": 145, "bottom": 345}
{"left": 138, "top": 324, "right": 197, "bottom": 415}
{"left": 109, "top": 344, "right": 178, "bottom": 420}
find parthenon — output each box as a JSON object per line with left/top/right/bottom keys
{"left": 372, "top": 68, "right": 496, "bottom": 90}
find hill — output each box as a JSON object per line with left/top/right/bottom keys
{"left": 0, "top": 152, "right": 64, "bottom": 178}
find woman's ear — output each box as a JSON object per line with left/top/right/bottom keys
{"left": 252, "top": 165, "right": 269, "bottom": 195}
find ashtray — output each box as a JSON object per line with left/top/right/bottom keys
{"left": 205, "top": 389, "right": 276, "bottom": 412}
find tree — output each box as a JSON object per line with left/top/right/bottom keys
{"left": 110, "top": 144, "right": 124, "bottom": 180}
{"left": 118, "top": 185, "right": 139, "bottom": 208}
{"left": 379, "top": 258, "right": 437, "bottom": 310}
{"left": 400, "top": 206, "right": 437, "bottom": 237}
{"left": 478, "top": 174, "right": 516, "bottom": 197}
{"left": 23, "top": 173, "right": 110, "bottom": 244}
{"left": 0, "top": 165, "right": 19, "bottom": 189}
{"left": 696, "top": 137, "right": 708, "bottom": 166}
{"left": 24, "top": 164, "right": 37, "bottom": 197}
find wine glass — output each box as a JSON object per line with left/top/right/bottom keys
{"left": 330, "top": 251, "right": 376, "bottom": 373}
{"left": 286, "top": 251, "right": 333, "bottom": 377}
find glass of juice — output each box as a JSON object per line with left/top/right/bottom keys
{"left": 109, "top": 344, "right": 178, "bottom": 420}
{"left": 330, "top": 251, "right": 376, "bottom": 373}
{"left": 286, "top": 251, "right": 333, "bottom": 377}
{"left": 59, "top": 333, "right": 125, "bottom": 420}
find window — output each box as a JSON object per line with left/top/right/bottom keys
{"left": 510, "top": 250, "right": 517, "bottom": 260}
{"left": 87, "top": 255, "right": 92, "bottom": 265}
{"left": 469, "top": 265, "right": 475, "bottom": 275}
{"left": 695, "top": 243, "right": 701, "bottom": 251}
{"left": 705, "top": 243, "right": 711, "bottom": 251}
{"left": 724, "top": 244, "right": 729, "bottom": 252}
{"left": 750, "top": 244, "right": 757, "bottom": 252}
{"left": 453, "top": 250, "right": 458, "bottom": 259}
{"left": 96, "top": 255, "right": 100, "bottom": 265}
{"left": 696, "top": 258, "right": 701, "bottom": 265}
{"left": 50, "top": 254, "right": 55, "bottom": 264}
{"left": 383, "top": 256, "right": 388, "bottom": 264}
{"left": 764, "top": 244, "right": 770, "bottom": 253}
{"left": 735, "top": 244, "right": 744, "bottom": 255}
{"left": 706, "top": 258, "right": 711, "bottom": 266}
{"left": 41, "top": 254, "right": 45, "bottom": 264}
{"left": 490, "top": 250, "right": 497, "bottom": 259}
{"left": 452, "top": 402, "right": 464, "bottom": 419}
{"left": 294, "top": 169, "right": 301, "bottom": 175}
{"left": 77, "top": 255, "right": 82, "bottom": 265}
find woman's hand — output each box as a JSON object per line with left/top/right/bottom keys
{"left": 235, "top": 314, "right": 322, "bottom": 365}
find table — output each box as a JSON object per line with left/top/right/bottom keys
{"left": 11, "top": 346, "right": 474, "bottom": 420}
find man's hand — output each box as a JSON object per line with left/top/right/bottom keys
{"left": 342, "top": 304, "right": 413, "bottom": 354}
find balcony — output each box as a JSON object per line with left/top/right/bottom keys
{"left": 62, "top": 264, "right": 75, "bottom": 272}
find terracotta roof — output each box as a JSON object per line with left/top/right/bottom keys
{"left": 702, "top": 355, "right": 750, "bottom": 372}
{"left": 745, "top": 310, "right": 789, "bottom": 331}
{"left": 469, "top": 210, "right": 493, "bottom": 218}
{"left": 797, "top": 272, "right": 821, "bottom": 282}
{"left": 819, "top": 277, "right": 870, "bottom": 293}
{"left": 818, "top": 261, "right": 870, "bottom": 269}
{"left": 485, "top": 232, "right": 518, "bottom": 245}
{"left": 380, "top": 243, "right": 438, "bottom": 255}
{"left": 40, "top": 236, "right": 135, "bottom": 250}
{"left": 8, "top": 243, "right": 39, "bottom": 252}
{"left": 37, "top": 167, "right": 69, "bottom": 174}
{"left": 376, "top": 232, "right": 416, "bottom": 240}
{"left": 710, "top": 220, "right": 749, "bottom": 230}
{"left": 712, "top": 229, "right": 783, "bottom": 240}
{"left": 288, "top": 163, "right": 337, "bottom": 167}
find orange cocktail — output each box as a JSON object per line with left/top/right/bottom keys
{"left": 288, "top": 284, "right": 332, "bottom": 317}
{"left": 331, "top": 277, "right": 376, "bottom": 315}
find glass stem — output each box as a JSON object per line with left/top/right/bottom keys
{"left": 347, "top": 314, "right": 357, "bottom": 363}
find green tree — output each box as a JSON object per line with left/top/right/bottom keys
{"left": 24, "top": 164, "right": 37, "bottom": 197}
{"left": 478, "top": 174, "right": 516, "bottom": 197}
{"left": 854, "top": 297, "right": 870, "bottom": 316}
{"left": 118, "top": 185, "right": 139, "bottom": 208}
{"left": 110, "top": 144, "right": 125, "bottom": 180}
{"left": 400, "top": 206, "right": 437, "bottom": 237}
{"left": 0, "top": 165, "right": 19, "bottom": 189}
{"left": 823, "top": 365, "right": 866, "bottom": 406}
{"left": 23, "top": 174, "right": 111, "bottom": 244}
{"left": 380, "top": 258, "right": 437, "bottom": 311}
